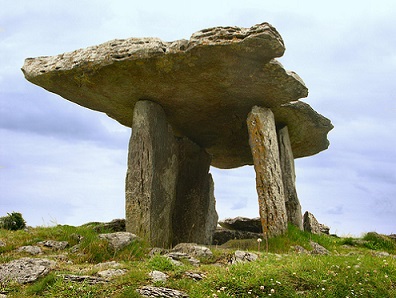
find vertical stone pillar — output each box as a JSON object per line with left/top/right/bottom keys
{"left": 278, "top": 126, "right": 303, "bottom": 229}
{"left": 125, "top": 100, "right": 178, "bottom": 248}
{"left": 172, "top": 137, "right": 218, "bottom": 246}
{"left": 247, "top": 106, "right": 287, "bottom": 237}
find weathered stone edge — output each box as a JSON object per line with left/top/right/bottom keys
{"left": 22, "top": 22, "right": 284, "bottom": 78}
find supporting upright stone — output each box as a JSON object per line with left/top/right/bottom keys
{"left": 278, "top": 126, "right": 303, "bottom": 229}
{"left": 125, "top": 100, "right": 178, "bottom": 248}
{"left": 172, "top": 138, "right": 218, "bottom": 246}
{"left": 247, "top": 106, "right": 288, "bottom": 237}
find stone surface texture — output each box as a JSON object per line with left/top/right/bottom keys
{"left": 303, "top": 211, "right": 330, "bottom": 235}
{"left": 0, "top": 258, "right": 55, "bottom": 284}
{"left": 173, "top": 137, "right": 217, "bottom": 245}
{"left": 38, "top": 240, "right": 68, "bottom": 250}
{"left": 16, "top": 246, "right": 42, "bottom": 255}
{"left": 172, "top": 243, "right": 213, "bottom": 258}
{"left": 231, "top": 250, "right": 259, "bottom": 264}
{"left": 218, "top": 217, "right": 262, "bottom": 233}
{"left": 137, "top": 286, "right": 189, "bottom": 298}
{"left": 125, "top": 100, "right": 178, "bottom": 247}
{"left": 22, "top": 22, "right": 333, "bottom": 169}
{"left": 247, "top": 106, "right": 288, "bottom": 237}
{"left": 278, "top": 126, "right": 303, "bottom": 229}
{"left": 125, "top": 101, "right": 217, "bottom": 247}
{"left": 98, "top": 232, "right": 138, "bottom": 251}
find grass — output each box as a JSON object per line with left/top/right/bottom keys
{"left": 0, "top": 224, "right": 395, "bottom": 297}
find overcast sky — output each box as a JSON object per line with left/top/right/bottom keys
{"left": 1, "top": 1, "right": 395, "bottom": 236}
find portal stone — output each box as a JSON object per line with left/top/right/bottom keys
{"left": 278, "top": 126, "right": 303, "bottom": 229}
{"left": 247, "top": 106, "right": 287, "bottom": 237}
{"left": 172, "top": 137, "right": 218, "bottom": 245}
{"left": 125, "top": 100, "right": 178, "bottom": 248}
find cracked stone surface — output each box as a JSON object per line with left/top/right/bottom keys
{"left": 22, "top": 22, "right": 332, "bottom": 168}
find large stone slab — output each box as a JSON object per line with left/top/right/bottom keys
{"left": 22, "top": 22, "right": 333, "bottom": 168}
{"left": 247, "top": 106, "right": 287, "bottom": 237}
{"left": 172, "top": 137, "right": 218, "bottom": 245}
{"left": 125, "top": 100, "right": 178, "bottom": 248}
{"left": 278, "top": 126, "right": 303, "bottom": 229}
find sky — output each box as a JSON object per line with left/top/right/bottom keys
{"left": 1, "top": 1, "right": 395, "bottom": 237}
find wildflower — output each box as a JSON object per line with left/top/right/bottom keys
{"left": 260, "top": 286, "right": 265, "bottom": 291}
{"left": 275, "top": 281, "right": 281, "bottom": 285}
{"left": 270, "top": 289, "right": 275, "bottom": 294}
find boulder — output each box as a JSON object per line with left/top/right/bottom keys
{"left": 303, "top": 212, "right": 330, "bottom": 235}
{"left": 0, "top": 258, "right": 55, "bottom": 284}
{"left": 98, "top": 232, "right": 138, "bottom": 251}
{"left": 22, "top": 22, "right": 333, "bottom": 169}
{"left": 212, "top": 227, "right": 262, "bottom": 245}
{"left": 218, "top": 217, "right": 262, "bottom": 233}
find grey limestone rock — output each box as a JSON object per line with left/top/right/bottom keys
{"left": 149, "top": 270, "right": 168, "bottom": 282}
{"left": 231, "top": 250, "right": 259, "bottom": 264}
{"left": 16, "top": 246, "right": 42, "bottom": 255}
{"left": 303, "top": 211, "right": 330, "bottom": 235}
{"left": 97, "top": 269, "right": 127, "bottom": 279}
{"left": 98, "top": 232, "right": 138, "bottom": 251}
{"left": 137, "top": 286, "right": 189, "bottom": 298}
{"left": 0, "top": 258, "right": 55, "bottom": 284}
{"left": 38, "top": 240, "right": 68, "bottom": 250}
{"left": 247, "top": 106, "right": 288, "bottom": 237}
{"left": 22, "top": 22, "right": 332, "bottom": 169}
{"left": 309, "top": 241, "right": 330, "bottom": 255}
{"left": 172, "top": 243, "right": 213, "bottom": 258}
{"left": 218, "top": 217, "right": 262, "bottom": 233}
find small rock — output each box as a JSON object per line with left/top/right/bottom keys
{"left": 172, "top": 243, "right": 212, "bottom": 258}
{"left": 97, "top": 269, "right": 127, "bottom": 278}
{"left": 149, "top": 270, "right": 168, "bottom": 282}
{"left": 292, "top": 245, "right": 308, "bottom": 254}
{"left": 38, "top": 240, "right": 68, "bottom": 250}
{"left": 148, "top": 247, "right": 168, "bottom": 257}
{"left": 310, "top": 241, "right": 330, "bottom": 255}
{"left": 184, "top": 272, "right": 205, "bottom": 280}
{"left": 98, "top": 232, "right": 138, "bottom": 251}
{"left": 231, "top": 250, "right": 258, "bottom": 264}
{"left": 0, "top": 240, "right": 5, "bottom": 247}
{"left": 94, "top": 261, "right": 122, "bottom": 270}
{"left": 0, "top": 258, "right": 55, "bottom": 284}
{"left": 61, "top": 274, "right": 107, "bottom": 284}
{"left": 165, "top": 252, "right": 200, "bottom": 266}
{"left": 16, "top": 246, "right": 42, "bottom": 255}
{"left": 137, "top": 286, "right": 189, "bottom": 298}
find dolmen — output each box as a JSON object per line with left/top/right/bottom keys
{"left": 22, "top": 22, "right": 333, "bottom": 248}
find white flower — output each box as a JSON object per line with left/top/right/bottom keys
{"left": 257, "top": 238, "right": 262, "bottom": 243}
